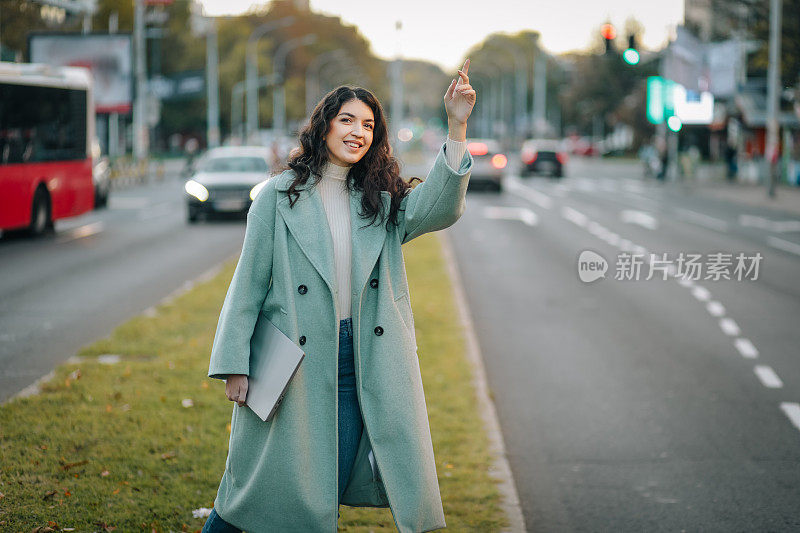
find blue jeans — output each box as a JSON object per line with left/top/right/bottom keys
{"left": 203, "top": 318, "right": 363, "bottom": 530}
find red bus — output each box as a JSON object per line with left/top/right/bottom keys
{"left": 0, "top": 61, "right": 96, "bottom": 236}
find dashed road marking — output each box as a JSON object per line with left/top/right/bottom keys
{"left": 706, "top": 301, "right": 726, "bottom": 317}
{"left": 674, "top": 208, "right": 729, "bottom": 232}
{"left": 780, "top": 403, "right": 800, "bottom": 432}
{"left": 734, "top": 338, "right": 759, "bottom": 359}
{"left": 767, "top": 236, "right": 800, "bottom": 257}
{"left": 507, "top": 179, "right": 553, "bottom": 209}
{"left": 754, "top": 365, "right": 783, "bottom": 388}
{"left": 561, "top": 206, "right": 588, "bottom": 227}
{"left": 691, "top": 285, "right": 711, "bottom": 302}
{"left": 620, "top": 209, "right": 659, "bottom": 230}
{"left": 719, "top": 317, "right": 741, "bottom": 336}
{"left": 483, "top": 206, "right": 538, "bottom": 227}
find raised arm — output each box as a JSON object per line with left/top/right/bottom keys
{"left": 399, "top": 59, "right": 477, "bottom": 244}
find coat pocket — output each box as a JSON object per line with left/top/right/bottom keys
{"left": 394, "top": 292, "right": 414, "bottom": 334}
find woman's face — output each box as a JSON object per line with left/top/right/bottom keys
{"left": 324, "top": 99, "right": 374, "bottom": 166}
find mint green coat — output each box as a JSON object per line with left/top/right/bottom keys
{"left": 207, "top": 144, "right": 472, "bottom": 532}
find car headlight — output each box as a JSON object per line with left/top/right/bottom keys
{"left": 250, "top": 180, "right": 268, "bottom": 201}
{"left": 185, "top": 180, "right": 209, "bottom": 202}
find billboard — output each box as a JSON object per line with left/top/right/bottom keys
{"left": 29, "top": 33, "right": 132, "bottom": 114}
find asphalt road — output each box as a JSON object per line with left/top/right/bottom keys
{"left": 447, "top": 157, "right": 800, "bottom": 531}
{"left": 0, "top": 166, "right": 249, "bottom": 403}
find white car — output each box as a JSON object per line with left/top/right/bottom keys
{"left": 184, "top": 146, "right": 273, "bottom": 223}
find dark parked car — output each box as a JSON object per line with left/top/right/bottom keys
{"left": 520, "top": 139, "right": 567, "bottom": 178}
{"left": 466, "top": 139, "right": 506, "bottom": 192}
{"left": 184, "top": 146, "right": 272, "bottom": 223}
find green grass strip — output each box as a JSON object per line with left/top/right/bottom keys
{"left": 0, "top": 232, "right": 507, "bottom": 532}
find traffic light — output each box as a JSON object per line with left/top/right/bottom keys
{"left": 623, "top": 34, "right": 640, "bottom": 65}
{"left": 601, "top": 23, "right": 616, "bottom": 54}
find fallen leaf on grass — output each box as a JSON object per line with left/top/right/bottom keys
{"left": 201, "top": 381, "right": 209, "bottom": 389}
{"left": 42, "top": 490, "right": 57, "bottom": 500}
{"left": 105, "top": 404, "right": 113, "bottom": 413}
{"left": 161, "top": 451, "right": 177, "bottom": 460}
{"left": 101, "top": 470, "right": 110, "bottom": 477}
{"left": 93, "top": 521, "right": 116, "bottom": 532}
{"left": 112, "top": 488, "right": 120, "bottom": 495}
{"left": 181, "top": 398, "right": 194, "bottom": 408}
{"left": 30, "top": 527, "right": 55, "bottom": 533}
{"left": 60, "top": 458, "right": 88, "bottom": 470}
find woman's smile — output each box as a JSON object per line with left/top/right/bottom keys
{"left": 325, "top": 99, "right": 374, "bottom": 166}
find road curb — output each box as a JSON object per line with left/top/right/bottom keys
{"left": 438, "top": 229, "right": 527, "bottom": 533}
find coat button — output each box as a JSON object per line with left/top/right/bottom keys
{"left": 298, "top": 285, "right": 307, "bottom": 295}
{"left": 374, "top": 326, "right": 383, "bottom": 336}
{"left": 370, "top": 278, "right": 378, "bottom": 288}
{"left": 299, "top": 336, "right": 306, "bottom": 345}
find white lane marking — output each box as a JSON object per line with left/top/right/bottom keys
{"left": 620, "top": 209, "right": 659, "bottom": 230}
{"left": 482, "top": 206, "right": 538, "bottom": 226}
{"left": 674, "top": 208, "right": 729, "bottom": 232}
{"left": 773, "top": 220, "right": 800, "bottom": 232}
{"left": 754, "top": 365, "right": 783, "bottom": 388}
{"left": 677, "top": 277, "right": 695, "bottom": 287}
{"left": 767, "top": 236, "right": 800, "bottom": 257}
{"left": 587, "top": 221, "right": 606, "bottom": 236}
{"left": 740, "top": 214, "right": 800, "bottom": 233}
{"left": 622, "top": 193, "right": 660, "bottom": 211}
{"left": 56, "top": 221, "right": 104, "bottom": 243}
{"left": 109, "top": 196, "right": 150, "bottom": 209}
{"left": 739, "top": 214, "right": 771, "bottom": 229}
{"left": 604, "top": 232, "right": 620, "bottom": 246}
{"left": 735, "top": 338, "right": 759, "bottom": 359}
{"left": 561, "top": 206, "right": 588, "bottom": 227}
{"left": 780, "top": 403, "right": 800, "bottom": 432}
{"left": 719, "top": 317, "right": 741, "bottom": 336}
{"left": 706, "top": 301, "right": 726, "bottom": 317}
{"left": 507, "top": 179, "right": 553, "bottom": 209}
{"left": 691, "top": 285, "right": 711, "bottom": 301}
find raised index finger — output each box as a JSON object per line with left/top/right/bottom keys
{"left": 462, "top": 58, "right": 470, "bottom": 75}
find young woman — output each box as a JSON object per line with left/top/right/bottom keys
{"left": 204, "top": 59, "right": 476, "bottom": 533}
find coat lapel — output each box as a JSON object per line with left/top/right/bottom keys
{"left": 275, "top": 172, "right": 337, "bottom": 294}
{"left": 349, "top": 189, "right": 390, "bottom": 296}
{"left": 274, "top": 170, "right": 390, "bottom": 298}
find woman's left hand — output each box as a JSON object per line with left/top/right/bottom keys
{"left": 444, "top": 59, "right": 476, "bottom": 125}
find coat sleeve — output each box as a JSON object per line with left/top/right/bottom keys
{"left": 400, "top": 141, "right": 473, "bottom": 245}
{"left": 207, "top": 183, "right": 276, "bottom": 380}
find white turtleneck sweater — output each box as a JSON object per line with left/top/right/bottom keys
{"left": 319, "top": 138, "right": 468, "bottom": 322}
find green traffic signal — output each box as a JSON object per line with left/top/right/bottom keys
{"left": 623, "top": 48, "right": 640, "bottom": 65}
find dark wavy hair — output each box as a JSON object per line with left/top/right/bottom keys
{"left": 285, "top": 86, "right": 420, "bottom": 230}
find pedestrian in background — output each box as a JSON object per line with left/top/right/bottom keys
{"left": 203, "top": 59, "right": 476, "bottom": 532}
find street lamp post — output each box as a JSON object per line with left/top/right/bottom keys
{"left": 765, "top": 0, "right": 782, "bottom": 197}
{"left": 272, "top": 34, "right": 317, "bottom": 137}
{"left": 133, "top": 0, "right": 148, "bottom": 162}
{"left": 206, "top": 17, "right": 220, "bottom": 148}
{"left": 246, "top": 16, "right": 295, "bottom": 143}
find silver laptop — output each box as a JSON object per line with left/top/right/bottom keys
{"left": 243, "top": 317, "right": 305, "bottom": 422}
